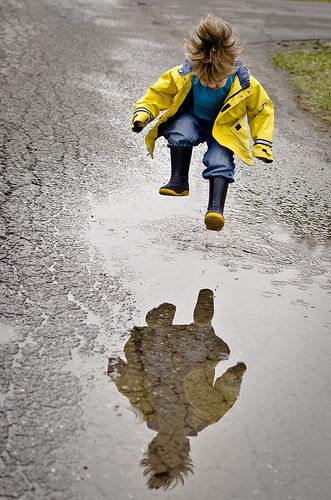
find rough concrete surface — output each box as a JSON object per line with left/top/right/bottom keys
{"left": 0, "top": 0, "right": 330, "bottom": 499}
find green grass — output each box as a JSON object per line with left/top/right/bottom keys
{"left": 273, "top": 41, "right": 331, "bottom": 124}
{"left": 295, "top": 0, "right": 331, "bottom": 3}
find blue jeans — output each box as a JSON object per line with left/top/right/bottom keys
{"left": 162, "top": 112, "right": 235, "bottom": 182}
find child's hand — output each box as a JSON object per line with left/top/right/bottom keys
{"left": 132, "top": 110, "right": 152, "bottom": 133}
{"left": 132, "top": 121, "right": 144, "bottom": 133}
{"left": 253, "top": 144, "right": 273, "bottom": 163}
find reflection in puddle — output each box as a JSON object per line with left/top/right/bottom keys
{"left": 108, "top": 289, "right": 246, "bottom": 490}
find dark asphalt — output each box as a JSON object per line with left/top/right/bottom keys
{"left": 1, "top": 1, "right": 330, "bottom": 499}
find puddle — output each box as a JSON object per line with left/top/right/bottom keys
{"left": 70, "top": 271, "right": 331, "bottom": 500}
{"left": 78, "top": 186, "right": 331, "bottom": 499}
{"left": 88, "top": 180, "right": 330, "bottom": 291}
{"left": 86, "top": 185, "right": 330, "bottom": 335}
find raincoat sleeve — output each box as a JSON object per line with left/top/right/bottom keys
{"left": 213, "top": 363, "right": 246, "bottom": 410}
{"left": 246, "top": 79, "right": 274, "bottom": 163}
{"left": 132, "top": 68, "right": 178, "bottom": 130}
{"left": 184, "top": 363, "right": 246, "bottom": 429}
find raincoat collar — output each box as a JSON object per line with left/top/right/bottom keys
{"left": 178, "top": 56, "right": 250, "bottom": 89}
{"left": 178, "top": 58, "right": 193, "bottom": 76}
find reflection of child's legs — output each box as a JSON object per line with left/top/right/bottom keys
{"left": 160, "top": 113, "right": 203, "bottom": 196}
{"left": 202, "top": 139, "right": 235, "bottom": 182}
{"left": 202, "top": 138, "right": 235, "bottom": 231}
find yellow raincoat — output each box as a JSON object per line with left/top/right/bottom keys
{"left": 133, "top": 59, "right": 274, "bottom": 165}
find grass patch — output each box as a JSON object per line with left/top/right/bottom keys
{"left": 273, "top": 41, "right": 331, "bottom": 125}
{"left": 294, "top": 0, "right": 331, "bottom": 3}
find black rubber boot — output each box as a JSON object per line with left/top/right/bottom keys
{"left": 159, "top": 146, "right": 193, "bottom": 196}
{"left": 204, "top": 177, "right": 229, "bottom": 231}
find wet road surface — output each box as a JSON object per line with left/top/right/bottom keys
{"left": 0, "top": 0, "right": 330, "bottom": 499}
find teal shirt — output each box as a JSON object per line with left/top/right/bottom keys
{"left": 191, "top": 74, "right": 235, "bottom": 122}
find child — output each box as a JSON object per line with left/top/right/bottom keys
{"left": 132, "top": 14, "right": 274, "bottom": 231}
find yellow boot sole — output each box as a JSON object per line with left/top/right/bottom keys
{"left": 204, "top": 212, "right": 225, "bottom": 231}
{"left": 159, "top": 187, "right": 189, "bottom": 196}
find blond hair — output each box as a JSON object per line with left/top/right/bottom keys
{"left": 141, "top": 433, "right": 193, "bottom": 490}
{"left": 185, "top": 14, "right": 243, "bottom": 82}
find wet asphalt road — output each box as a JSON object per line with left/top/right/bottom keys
{"left": 0, "top": 0, "right": 330, "bottom": 499}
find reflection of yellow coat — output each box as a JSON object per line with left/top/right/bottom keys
{"left": 133, "top": 59, "right": 274, "bottom": 165}
{"left": 109, "top": 325, "right": 246, "bottom": 436}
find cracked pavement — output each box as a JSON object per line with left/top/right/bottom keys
{"left": 0, "top": 0, "right": 330, "bottom": 499}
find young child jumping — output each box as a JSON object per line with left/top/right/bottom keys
{"left": 132, "top": 14, "right": 274, "bottom": 231}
